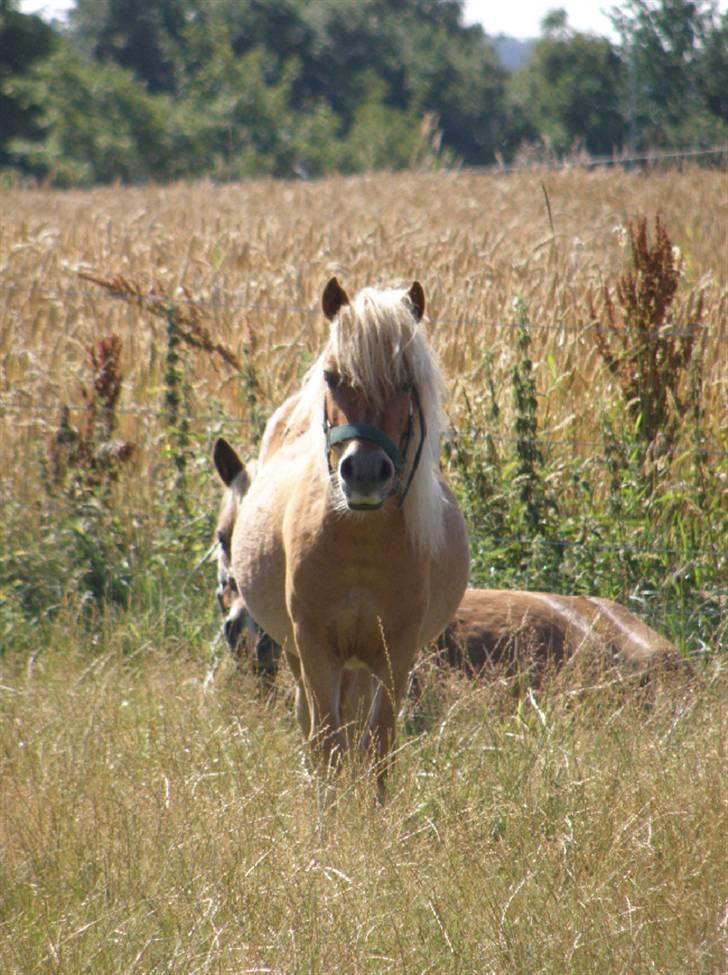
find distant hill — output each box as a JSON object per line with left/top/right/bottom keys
{"left": 492, "top": 35, "right": 536, "bottom": 71}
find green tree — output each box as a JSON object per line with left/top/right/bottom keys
{"left": 0, "top": 1, "right": 57, "bottom": 169}
{"left": 694, "top": 8, "right": 728, "bottom": 126}
{"left": 406, "top": 20, "right": 526, "bottom": 163}
{"left": 7, "top": 43, "right": 183, "bottom": 185}
{"left": 611, "top": 0, "right": 728, "bottom": 147}
{"left": 69, "top": 0, "right": 189, "bottom": 93}
{"left": 293, "top": 0, "right": 520, "bottom": 165}
{"left": 513, "top": 9, "right": 626, "bottom": 155}
{"left": 64, "top": 0, "right": 521, "bottom": 170}
{"left": 183, "top": 41, "right": 342, "bottom": 179}
{"left": 337, "top": 72, "right": 429, "bottom": 172}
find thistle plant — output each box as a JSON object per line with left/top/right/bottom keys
{"left": 511, "top": 298, "right": 547, "bottom": 535}
{"left": 76, "top": 272, "right": 243, "bottom": 516}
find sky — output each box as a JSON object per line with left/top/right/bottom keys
{"left": 18, "top": 0, "right": 728, "bottom": 41}
{"left": 20, "top": 0, "right": 619, "bottom": 40}
{"left": 463, "top": 0, "right": 617, "bottom": 39}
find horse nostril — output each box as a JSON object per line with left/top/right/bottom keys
{"left": 340, "top": 455, "right": 354, "bottom": 483}
{"left": 378, "top": 457, "right": 393, "bottom": 484}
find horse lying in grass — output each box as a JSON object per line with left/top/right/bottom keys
{"left": 435, "top": 586, "right": 680, "bottom": 680}
{"left": 219, "top": 278, "right": 470, "bottom": 791}
{"left": 214, "top": 441, "right": 680, "bottom": 695}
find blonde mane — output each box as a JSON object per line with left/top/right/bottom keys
{"left": 289, "top": 285, "right": 448, "bottom": 557}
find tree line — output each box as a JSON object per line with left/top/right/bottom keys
{"left": 1, "top": 0, "right": 726, "bottom": 186}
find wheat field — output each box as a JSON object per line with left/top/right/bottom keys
{"left": 2, "top": 168, "right": 726, "bottom": 471}
{"left": 1, "top": 167, "right": 727, "bottom": 973}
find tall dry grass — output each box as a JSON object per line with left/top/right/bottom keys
{"left": 1, "top": 620, "right": 726, "bottom": 974}
{"left": 1, "top": 168, "right": 725, "bottom": 487}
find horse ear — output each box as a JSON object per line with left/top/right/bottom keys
{"left": 322, "top": 277, "right": 350, "bottom": 321}
{"left": 213, "top": 437, "right": 244, "bottom": 487}
{"left": 407, "top": 281, "right": 425, "bottom": 322}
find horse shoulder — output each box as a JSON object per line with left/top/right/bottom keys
{"left": 231, "top": 449, "right": 315, "bottom": 649}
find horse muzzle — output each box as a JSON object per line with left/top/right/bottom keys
{"left": 337, "top": 442, "right": 397, "bottom": 510}
{"left": 222, "top": 600, "right": 282, "bottom": 681}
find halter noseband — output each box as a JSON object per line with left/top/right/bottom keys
{"left": 323, "top": 385, "right": 427, "bottom": 507}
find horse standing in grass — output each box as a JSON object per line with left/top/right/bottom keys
{"left": 227, "top": 278, "right": 469, "bottom": 788}
{"left": 213, "top": 448, "right": 681, "bottom": 716}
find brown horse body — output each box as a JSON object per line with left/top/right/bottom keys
{"left": 225, "top": 279, "right": 469, "bottom": 785}
{"left": 441, "top": 588, "right": 680, "bottom": 678}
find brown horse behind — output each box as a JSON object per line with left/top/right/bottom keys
{"left": 212, "top": 439, "right": 280, "bottom": 682}
{"left": 438, "top": 587, "right": 680, "bottom": 680}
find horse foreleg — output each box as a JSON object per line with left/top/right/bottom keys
{"left": 285, "top": 650, "right": 310, "bottom": 738}
{"left": 295, "top": 635, "right": 347, "bottom": 776}
{"left": 364, "top": 649, "right": 416, "bottom": 796}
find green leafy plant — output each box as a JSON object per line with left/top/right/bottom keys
{"left": 447, "top": 301, "right": 563, "bottom": 593}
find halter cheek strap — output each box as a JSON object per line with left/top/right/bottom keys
{"left": 322, "top": 386, "right": 426, "bottom": 507}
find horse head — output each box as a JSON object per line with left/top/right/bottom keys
{"left": 319, "top": 276, "right": 430, "bottom": 513}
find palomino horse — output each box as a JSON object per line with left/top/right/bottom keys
{"left": 226, "top": 278, "right": 469, "bottom": 787}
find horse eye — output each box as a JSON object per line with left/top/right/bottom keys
{"left": 323, "top": 369, "right": 340, "bottom": 389}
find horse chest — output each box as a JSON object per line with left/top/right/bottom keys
{"left": 286, "top": 509, "right": 428, "bottom": 650}
{"left": 290, "top": 513, "right": 425, "bottom": 598}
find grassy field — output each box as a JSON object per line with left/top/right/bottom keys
{"left": 1, "top": 622, "right": 726, "bottom": 973}
{"left": 1, "top": 166, "right": 727, "bottom": 972}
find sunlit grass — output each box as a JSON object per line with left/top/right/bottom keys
{"left": 1, "top": 623, "right": 725, "bottom": 973}
{"left": 1, "top": 168, "right": 725, "bottom": 486}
